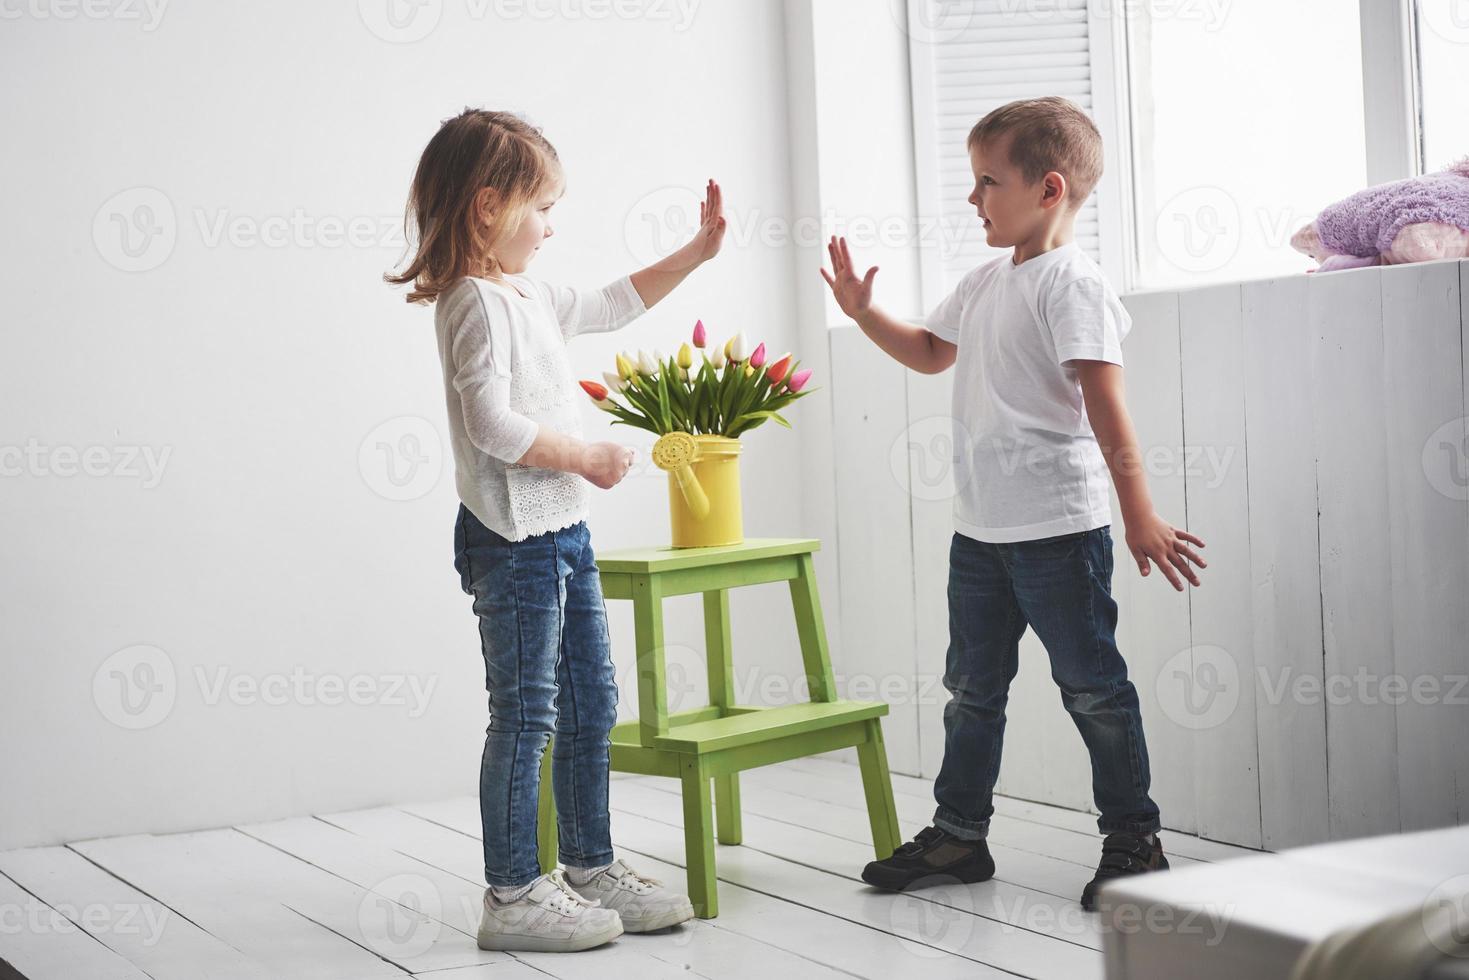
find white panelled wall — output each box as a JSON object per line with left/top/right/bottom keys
{"left": 829, "top": 259, "right": 1469, "bottom": 850}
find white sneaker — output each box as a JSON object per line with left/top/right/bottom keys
{"left": 477, "top": 869, "right": 624, "bottom": 952}
{"left": 565, "top": 859, "right": 695, "bottom": 932}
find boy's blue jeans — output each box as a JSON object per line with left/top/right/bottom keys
{"left": 932, "top": 526, "right": 1162, "bottom": 840}
{"left": 453, "top": 504, "right": 619, "bottom": 888}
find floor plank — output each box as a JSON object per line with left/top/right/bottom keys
{"left": 0, "top": 872, "right": 151, "bottom": 980}
{"left": 68, "top": 831, "right": 418, "bottom": 979}
{"left": 0, "top": 845, "right": 276, "bottom": 980}
{"left": 4, "top": 758, "right": 1264, "bottom": 979}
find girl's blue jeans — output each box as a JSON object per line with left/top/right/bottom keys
{"left": 453, "top": 504, "right": 619, "bottom": 888}
{"left": 933, "top": 526, "right": 1162, "bottom": 840}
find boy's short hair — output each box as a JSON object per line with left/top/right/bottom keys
{"left": 967, "top": 97, "right": 1103, "bottom": 209}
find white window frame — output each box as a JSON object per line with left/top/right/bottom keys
{"left": 908, "top": 0, "right": 1440, "bottom": 297}
{"left": 906, "top": 0, "right": 1137, "bottom": 307}
{"left": 1360, "top": 0, "right": 1422, "bottom": 184}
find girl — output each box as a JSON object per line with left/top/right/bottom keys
{"left": 386, "top": 109, "right": 725, "bottom": 952}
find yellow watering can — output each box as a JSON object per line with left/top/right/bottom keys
{"left": 651, "top": 432, "right": 744, "bottom": 548}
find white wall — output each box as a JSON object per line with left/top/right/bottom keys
{"left": 0, "top": 0, "right": 818, "bottom": 850}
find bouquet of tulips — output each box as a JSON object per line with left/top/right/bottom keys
{"left": 578, "top": 320, "right": 814, "bottom": 438}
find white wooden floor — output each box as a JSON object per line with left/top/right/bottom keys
{"left": 0, "top": 753, "right": 1261, "bottom": 980}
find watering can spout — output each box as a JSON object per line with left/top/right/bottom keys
{"left": 652, "top": 432, "right": 711, "bottom": 520}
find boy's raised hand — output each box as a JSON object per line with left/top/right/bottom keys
{"left": 1126, "top": 512, "right": 1207, "bottom": 590}
{"left": 820, "top": 235, "right": 878, "bottom": 320}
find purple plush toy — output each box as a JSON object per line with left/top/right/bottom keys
{"left": 1291, "top": 158, "right": 1469, "bottom": 271}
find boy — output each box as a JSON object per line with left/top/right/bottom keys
{"left": 819, "top": 97, "right": 1207, "bottom": 911}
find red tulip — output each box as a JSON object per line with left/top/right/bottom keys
{"left": 579, "top": 380, "right": 609, "bottom": 401}
{"left": 749, "top": 342, "right": 767, "bottom": 369}
{"left": 692, "top": 319, "right": 707, "bottom": 348}
{"left": 787, "top": 368, "right": 812, "bottom": 393}
{"left": 767, "top": 354, "right": 792, "bottom": 384}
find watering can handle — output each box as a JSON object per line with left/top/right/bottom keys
{"left": 651, "top": 432, "right": 711, "bottom": 520}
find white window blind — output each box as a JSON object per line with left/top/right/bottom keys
{"left": 905, "top": 0, "right": 1129, "bottom": 305}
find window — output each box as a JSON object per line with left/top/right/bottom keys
{"left": 1126, "top": 1, "right": 1368, "bottom": 288}
{"left": 1415, "top": 1, "right": 1469, "bottom": 172}
{"left": 904, "top": 0, "right": 1128, "bottom": 307}
{"left": 904, "top": 1, "right": 1463, "bottom": 296}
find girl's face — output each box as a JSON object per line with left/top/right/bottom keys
{"left": 486, "top": 182, "right": 561, "bottom": 275}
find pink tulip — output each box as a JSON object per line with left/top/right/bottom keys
{"left": 692, "top": 319, "right": 707, "bottom": 348}
{"left": 787, "top": 368, "right": 812, "bottom": 393}
{"left": 749, "top": 342, "right": 767, "bottom": 369}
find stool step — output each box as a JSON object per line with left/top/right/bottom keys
{"left": 651, "top": 700, "right": 889, "bottom": 754}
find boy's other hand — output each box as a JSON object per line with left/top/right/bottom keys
{"left": 819, "top": 235, "right": 877, "bottom": 320}
{"left": 580, "top": 442, "right": 636, "bottom": 490}
{"left": 1126, "top": 513, "right": 1207, "bottom": 590}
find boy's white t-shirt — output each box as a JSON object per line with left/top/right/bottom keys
{"left": 925, "top": 241, "right": 1131, "bottom": 544}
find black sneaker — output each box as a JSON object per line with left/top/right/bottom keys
{"left": 860, "top": 826, "right": 995, "bottom": 892}
{"left": 1080, "top": 832, "right": 1169, "bottom": 911}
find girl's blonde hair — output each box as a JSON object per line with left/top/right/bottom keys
{"left": 385, "top": 109, "right": 562, "bottom": 304}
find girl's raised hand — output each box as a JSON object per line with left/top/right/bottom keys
{"left": 819, "top": 235, "right": 878, "bottom": 319}
{"left": 689, "top": 178, "right": 726, "bottom": 265}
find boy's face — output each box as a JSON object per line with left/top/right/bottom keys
{"left": 486, "top": 181, "right": 561, "bottom": 275}
{"left": 966, "top": 134, "right": 1065, "bottom": 249}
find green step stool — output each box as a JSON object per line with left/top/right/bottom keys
{"left": 536, "top": 537, "right": 902, "bottom": 918}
